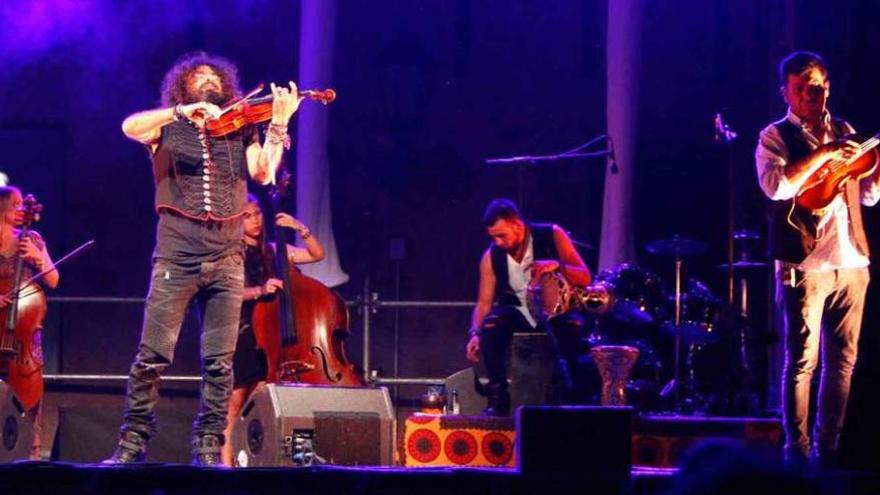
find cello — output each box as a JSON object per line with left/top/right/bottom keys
{"left": 0, "top": 195, "right": 47, "bottom": 410}
{"left": 250, "top": 170, "right": 364, "bottom": 386}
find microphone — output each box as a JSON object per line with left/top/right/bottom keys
{"left": 714, "top": 112, "right": 737, "bottom": 143}
{"left": 607, "top": 135, "right": 619, "bottom": 174}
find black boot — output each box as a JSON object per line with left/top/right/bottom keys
{"left": 102, "top": 430, "right": 148, "bottom": 464}
{"left": 484, "top": 383, "right": 511, "bottom": 416}
{"left": 192, "top": 434, "right": 225, "bottom": 467}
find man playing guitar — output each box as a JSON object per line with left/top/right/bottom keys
{"left": 756, "top": 51, "right": 880, "bottom": 468}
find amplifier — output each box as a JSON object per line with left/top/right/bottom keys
{"left": 231, "top": 383, "right": 395, "bottom": 467}
{"left": 517, "top": 406, "right": 632, "bottom": 479}
{"left": 0, "top": 380, "right": 33, "bottom": 462}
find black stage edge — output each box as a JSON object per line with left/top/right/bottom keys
{"left": 0, "top": 462, "right": 666, "bottom": 495}
{"left": 1, "top": 463, "right": 879, "bottom": 495}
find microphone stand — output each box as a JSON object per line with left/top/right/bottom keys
{"left": 715, "top": 114, "right": 759, "bottom": 414}
{"left": 714, "top": 113, "right": 738, "bottom": 305}
{"left": 485, "top": 134, "right": 614, "bottom": 209}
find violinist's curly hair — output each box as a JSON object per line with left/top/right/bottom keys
{"left": 160, "top": 51, "right": 242, "bottom": 107}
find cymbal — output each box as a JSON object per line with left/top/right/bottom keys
{"left": 717, "top": 260, "right": 768, "bottom": 270}
{"left": 645, "top": 236, "right": 707, "bottom": 257}
{"left": 732, "top": 229, "right": 761, "bottom": 241}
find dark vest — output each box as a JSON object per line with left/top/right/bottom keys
{"left": 768, "top": 118, "right": 869, "bottom": 263}
{"left": 491, "top": 223, "right": 558, "bottom": 307}
{"left": 153, "top": 120, "right": 249, "bottom": 221}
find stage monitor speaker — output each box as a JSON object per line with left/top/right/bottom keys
{"left": 517, "top": 406, "right": 632, "bottom": 479}
{"left": 51, "top": 402, "right": 197, "bottom": 463}
{"left": 231, "top": 383, "right": 395, "bottom": 467}
{"left": 0, "top": 380, "right": 34, "bottom": 462}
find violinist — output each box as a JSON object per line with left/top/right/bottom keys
{"left": 221, "top": 194, "right": 324, "bottom": 466}
{"left": 756, "top": 51, "right": 880, "bottom": 468}
{"left": 0, "top": 185, "right": 58, "bottom": 459}
{"left": 104, "top": 51, "right": 303, "bottom": 466}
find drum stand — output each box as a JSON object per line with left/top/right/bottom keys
{"left": 672, "top": 256, "right": 683, "bottom": 404}
{"left": 646, "top": 236, "right": 706, "bottom": 411}
{"left": 720, "top": 260, "right": 766, "bottom": 415}
{"left": 668, "top": 255, "right": 702, "bottom": 410}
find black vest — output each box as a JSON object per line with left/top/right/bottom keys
{"left": 767, "top": 118, "right": 869, "bottom": 263}
{"left": 153, "top": 121, "right": 249, "bottom": 220}
{"left": 491, "top": 223, "right": 558, "bottom": 307}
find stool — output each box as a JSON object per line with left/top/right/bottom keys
{"left": 509, "top": 332, "right": 564, "bottom": 411}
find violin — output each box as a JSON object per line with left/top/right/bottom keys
{"left": 0, "top": 195, "right": 47, "bottom": 411}
{"left": 796, "top": 133, "right": 880, "bottom": 210}
{"left": 205, "top": 83, "right": 336, "bottom": 138}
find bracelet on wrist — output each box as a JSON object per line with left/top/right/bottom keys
{"left": 266, "top": 122, "right": 292, "bottom": 150}
{"left": 172, "top": 104, "right": 184, "bottom": 122}
{"left": 467, "top": 327, "right": 481, "bottom": 338}
{"left": 299, "top": 228, "right": 312, "bottom": 240}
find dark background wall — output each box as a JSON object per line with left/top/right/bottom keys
{"left": 1, "top": 0, "right": 879, "bottom": 468}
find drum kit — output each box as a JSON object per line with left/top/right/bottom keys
{"left": 527, "top": 231, "right": 768, "bottom": 415}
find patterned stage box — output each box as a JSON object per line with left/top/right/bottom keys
{"left": 631, "top": 415, "right": 782, "bottom": 468}
{"left": 402, "top": 414, "right": 516, "bottom": 468}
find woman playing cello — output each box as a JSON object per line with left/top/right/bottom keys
{"left": 0, "top": 185, "right": 58, "bottom": 459}
{"left": 222, "top": 194, "right": 324, "bottom": 466}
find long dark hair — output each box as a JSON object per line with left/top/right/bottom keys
{"left": 246, "top": 194, "right": 275, "bottom": 282}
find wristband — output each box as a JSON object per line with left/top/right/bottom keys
{"left": 266, "top": 122, "right": 292, "bottom": 150}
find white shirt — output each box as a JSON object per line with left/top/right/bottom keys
{"left": 755, "top": 109, "right": 880, "bottom": 271}
{"left": 507, "top": 236, "right": 537, "bottom": 327}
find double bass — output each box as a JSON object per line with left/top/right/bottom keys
{"left": 0, "top": 195, "right": 47, "bottom": 410}
{"left": 251, "top": 171, "right": 364, "bottom": 386}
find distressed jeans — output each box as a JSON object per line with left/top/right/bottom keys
{"left": 120, "top": 253, "right": 244, "bottom": 441}
{"left": 777, "top": 266, "right": 868, "bottom": 460}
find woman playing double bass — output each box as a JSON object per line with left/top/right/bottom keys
{"left": 222, "top": 194, "right": 324, "bottom": 466}
{"left": 0, "top": 185, "right": 58, "bottom": 459}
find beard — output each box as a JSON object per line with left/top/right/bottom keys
{"left": 200, "top": 88, "right": 226, "bottom": 105}
{"left": 184, "top": 85, "right": 227, "bottom": 105}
